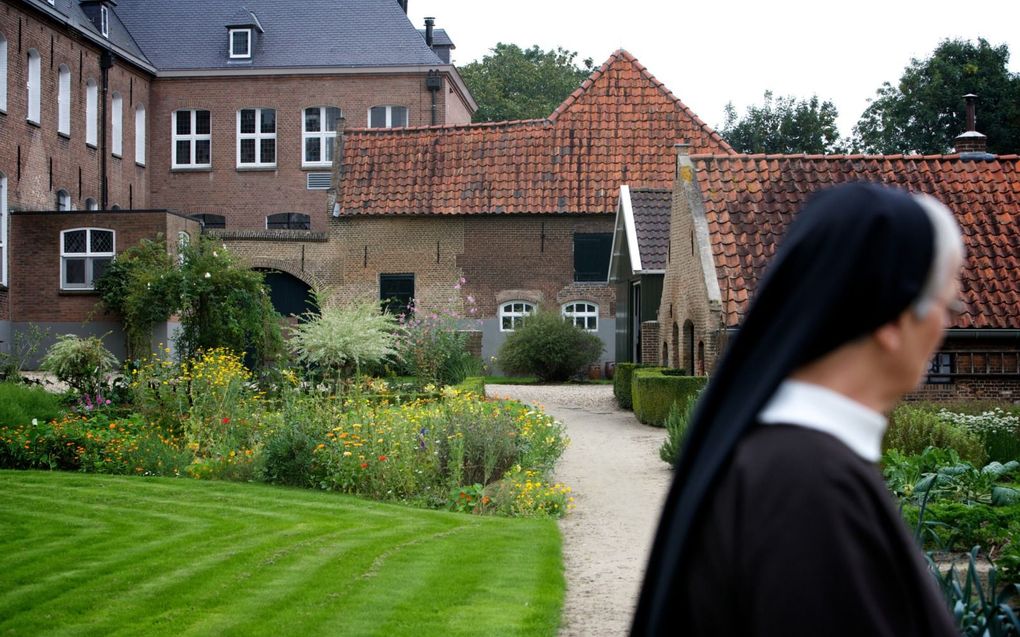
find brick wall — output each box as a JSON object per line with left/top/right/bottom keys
{"left": 9, "top": 210, "right": 200, "bottom": 323}
{"left": 658, "top": 148, "right": 724, "bottom": 374}
{"left": 148, "top": 73, "right": 470, "bottom": 233}
{"left": 640, "top": 320, "right": 660, "bottom": 365}
{"left": 0, "top": 3, "right": 151, "bottom": 213}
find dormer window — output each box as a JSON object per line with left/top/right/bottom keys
{"left": 229, "top": 29, "right": 251, "bottom": 59}
{"left": 100, "top": 5, "right": 109, "bottom": 38}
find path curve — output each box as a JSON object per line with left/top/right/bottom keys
{"left": 486, "top": 384, "right": 673, "bottom": 637}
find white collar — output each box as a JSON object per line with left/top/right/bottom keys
{"left": 758, "top": 380, "right": 888, "bottom": 462}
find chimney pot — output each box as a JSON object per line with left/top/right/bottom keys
{"left": 955, "top": 94, "right": 990, "bottom": 157}
{"left": 424, "top": 17, "right": 435, "bottom": 48}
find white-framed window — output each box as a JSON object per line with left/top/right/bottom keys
{"left": 84, "top": 198, "right": 98, "bottom": 211}
{"left": 237, "top": 107, "right": 275, "bottom": 168}
{"left": 26, "top": 49, "right": 40, "bottom": 124}
{"left": 368, "top": 105, "right": 408, "bottom": 129}
{"left": 111, "top": 92, "right": 122, "bottom": 156}
{"left": 229, "top": 29, "right": 251, "bottom": 59}
{"left": 134, "top": 103, "right": 145, "bottom": 165}
{"left": 0, "top": 172, "right": 7, "bottom": 286}
{"left": 303, "top": 106, "right": 341, "bottom": 167}
{"left": 56, "top": 189, "right": 72, "bottom": 211}
{"left": 57, "top": 64, "right": 71, "bottom": 136}
{"left": 499, "top": 301, "right": 535, "bottom": 332}
{"left": 562, "top": 301, "right": 599, "bottom": 331}
{"left": 172, "top": 109, "right": 211, "bottom": 168}
{"left": 85, "top": 79, "right": 98, "bottom": 146}
{"left": 0, "top": 34, "right": 8, "bottom": 113}
{"left": 100, "top": 5, "right": 109, "bottom": 38}
{"left": 61, "top": 228, "right": 114, "bottom": 290}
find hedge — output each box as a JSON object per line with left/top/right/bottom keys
{"left": 632, "top": 371, "right": 708, "bottom": 427}
{"left": 614, "top": 364, "right": 663, "bottom": 409}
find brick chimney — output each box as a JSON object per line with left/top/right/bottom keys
{"left": 954, "top": 94, "right": 989, "bottom": 155}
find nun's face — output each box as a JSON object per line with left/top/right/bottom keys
{"left": 902, "top": 275, "right": 963, "bottom": 388}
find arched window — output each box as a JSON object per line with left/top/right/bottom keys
{"left": 84, "top": 198, "right": 98, "bottom": 211}
{"left": 57, "top": 64, "right": 71, "bottom": 135}
{"left": 0, "top": 34, "right": 8, "bottom": 113}
{"left": 177, "top": 231, "right": 190, "bottom": 265}
{"left": 499, "top": 301, "right": 535, "bottom": 332}
{"left": 188, "top": 213, "right": 225, "bottom": 229}
{"left": 266, "top": 212, "right": 310, "bottom": 230}
{"left": 56, "top": 189, "right": 72, "bottom": 211}
{"left": 697, "top": 341, "right": 705, "bottom": 376}
{"left": 85, "top": 79, "right": 98, "bottom": 146}
{"left": 683, "top": 320, "right": 695, "bottom": 375}
{"left": 134, "top": 103, "right": 146, "bottom": 165}
{"left": 111, "top": 92, "right": 123, "bottom": 156}
{"left": 61, "top": 228, "right": 114, "bottom": 289}
{"left": 671, "top": 322, "right": 679, "bottom": 369}
{"left": 26, "top": 49, "right": 40, "bottom": 124}
{"left": 368, "top": 105, "right": 408, "bottom": 128}
{"left": 303, "top": 106, "right": 342, "bottom": 167}
{"left": 0, "top": 172, "right": 7, "bottom": 286}
{"left": 562, "top": 301, "right": 599, "bottom": 331}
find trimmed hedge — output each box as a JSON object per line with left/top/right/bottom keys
{"left": 632, "top": 370, "right": 708, "bottom": 427}
{"left": 614, "top": 364, "right": 663, "bottom": 409}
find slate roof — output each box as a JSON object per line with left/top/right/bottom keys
{"left": 691, "top": 154, "right": 1020, "bottom": 330}
{"left": 630, "top": 188, "right": 672, "bottom": 271}
{"left": 417, "top": 28, "right": 454, "bottom": 48}
{"left": 337, "top": 50, "right": 734, "bottom": 216}
{"left": 113, "top": 0, "right": 445, "bottom": 71}
{"left": 22, "top": 0, "right": 151, "bottom": 67}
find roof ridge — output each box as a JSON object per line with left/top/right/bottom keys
{"left": 345, "top": 118, "right": 551, "bottom": 137}
{"left": 690, "top": 153, "right": 1011, "bottom": 162}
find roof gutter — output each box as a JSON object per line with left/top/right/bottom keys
{"left": 721, "top": 327, "right": 1020, "bottom": 340}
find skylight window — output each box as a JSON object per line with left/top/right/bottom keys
{"left": 230, "top": 29, "right": 251, "bottom": 59}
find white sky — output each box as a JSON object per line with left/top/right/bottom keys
{"left": 411, "top": 0, "right": 1020, "bottom": 138}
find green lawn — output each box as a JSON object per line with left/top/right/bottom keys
{"left": 0, "top": 471, "right": 564, "bottom": 636}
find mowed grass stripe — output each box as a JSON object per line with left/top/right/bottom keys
{"left": 0, "top": 471, "right": 564, "bottom": 636}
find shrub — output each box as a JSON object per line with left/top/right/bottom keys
{"left": 288, "top": 291, "right": 404, "bottom": 391}
{"left": 884, "top": 405, "right": 986, "bottom": 465}
{"left": 902, "top": 501, "right": 1020, "bottom": 552}
{"left": 257, "top": 419, "right": 323, "bottom": 487}
{"left": 40, "top": 334, "right": 118, "bottom": 396}
{"left": 613, "top": 363, "right": 659, "bottom": 410}
{"left": 0, "top": 381, "right": 67, "bottom": 427}
{"left": 659, "top": 390, "right": 700, "bottom": 467}
{"left": 631, "top": 371, "right": 707, "bottom": 427}
{"left": 939, "top": 408, "right": 1020, "bottom": 463}
{"left": 0, "top": 324, "right": 48, "bottom": 382}
{"left": 399, "top": 287, "right": 482, "bottom": 387}
{"left": 498, "top": 309, "right": 603, "bottom": 382}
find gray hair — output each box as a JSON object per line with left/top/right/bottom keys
{"left": 911, "top": 193, "right": 965, "bottom": 318}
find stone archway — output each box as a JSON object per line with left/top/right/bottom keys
{"left": 683, "top": 320, "right": 695, "bottom": 374}
{"left": 253, "top": 268, "right": 316, "bottom": 320}
{"left": 671, "top": 322, "right": 679, "bottom": 369}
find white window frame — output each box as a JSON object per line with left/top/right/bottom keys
{"left": 368, "top": 105, "right": 408, "bottom": 129}
{"left": 60, "top": 228, "right": 114, "bottom": 290}
{"left": 236, "top": 107, "right": 276, "bottom": 168}
{"left": 134, "top": 103, "right": 146, "bottom": 165}
{"left": 56, "top": 189, "right": 73, "bottom": 211}
{"left": 0, "top": 34, "right": 8, "bottom": 113}
{"left": 26, "top": 49, "right": 40, "bottom": 124}
{"left": 84, "top": 198, "right": 98, "bottom": 211}
{"left": 110, "top": 92, "right": 123, "bottom": 157}
{"left": 172, "top": 109, "right": 212, "bottom": 169}
{"left": 302, "top": 106, "right": 342, "bottom": 168}
{"left": 57, "top": 64, "right": 71, "bottom": 136}
{"left": 562, "top": 301, "right": 599, "bottom": 332}
{"left": 499, "top": 301, "right": 535, "bottom": 332}
{"left": 100, "top": 5, "right": 109, "bottom": 38}
{"left": 229, "top": 29, "right": 251, "bottom": 59}
{"left": 85, "top": 79, "right": 98, "bottom": 146}
{"left": 0, "top": 172, "right": 7, "bottom": 286}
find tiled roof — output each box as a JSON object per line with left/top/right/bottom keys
{"left": 113, "top": 0, "right": 444, "bottom": 71}
{"left": 630, "top": 188, "right": 672, "bottom": 271}
{"left": 337, "top": 50, "right": 734, "bottom": 216}
{"left": 692, "top": 154, "right": 1020, "bottom": 329}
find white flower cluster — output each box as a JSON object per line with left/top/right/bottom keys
{"left": 937, "top": 408, "right": 1020, "bottom": 436}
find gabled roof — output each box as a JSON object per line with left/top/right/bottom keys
{"left": 337, "top": 50, "right": 734, "bottom": 216}
{"left": 21, "top": 0, "right": 152, "bottom": 69}
{"left": 113, "top": 0, "right": 445, "bottom": 71}
{"left": 417, "top": 28, "right": 454, "bottom": 48}
{"left": 692, "top": 154, "right": 1020, "bottom": 329}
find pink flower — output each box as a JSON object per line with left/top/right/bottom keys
{"left": 466, "top": 295, "right": 475, "bottom": 304}
{"left": 221, "top": 417, "right": 230, "bottom": 425}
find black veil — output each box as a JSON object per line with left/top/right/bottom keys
{"left": 631, "top": 182, "right": 936, "bottom": 634}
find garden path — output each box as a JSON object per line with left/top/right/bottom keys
{"left": 486, "top": 384, "right": 672, "bottom": 637}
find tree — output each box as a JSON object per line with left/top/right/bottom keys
{"left": 852, "top": 38, "right": 1020, "bottom": 154}
{"left": 459, "top": 43, "right": 595, "bottom": 122}
{"left": 720, "top": 91, "right": 842, "bottom": 154}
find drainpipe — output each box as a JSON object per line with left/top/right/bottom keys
{"left": 426, "top": 69, "right": 442, "bottom": 126}
{"left": 100, "top": 49, "right": 114, "bottom": 210}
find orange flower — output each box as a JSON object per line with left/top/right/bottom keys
{"left": 377, "top": 455, "right": 387, "bottom": 462}
{"left": 360, "top": 462, "right": 368, "bottom": 469}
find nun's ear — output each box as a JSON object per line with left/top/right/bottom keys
{"left": 873, "top": 315, "right": 907, "bottom": 353}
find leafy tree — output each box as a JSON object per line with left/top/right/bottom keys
{"left": 720, "top": 91, "right": 842, "bottom": 154}
{"left": 459, "top": 43, "right": 594, "bottom": 122}
{"left": 852, "top": 38, "right": 1020, "bottom": 154}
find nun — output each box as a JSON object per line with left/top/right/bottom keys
{"left": 631, "top": 183, "right": 963, "bottom": 636}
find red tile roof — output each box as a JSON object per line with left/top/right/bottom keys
{"left": 693, "top": 154, "right": 1020, "bottom": 330}
{"left": 337, "top": 50, "right": 733, "bottom": 216}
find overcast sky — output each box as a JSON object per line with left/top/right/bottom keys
{"left": 411, "top": 0, "right": 1020, "bottom": 138}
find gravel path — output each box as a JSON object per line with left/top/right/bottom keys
{"left": 486, "top": 384, "right": 673, "bottom": 637}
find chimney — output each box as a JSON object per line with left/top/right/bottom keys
{"left": 396, "top": 0, "right": 408, "bottom": 14}
{"left": 674, "top": 142, "right": 691, "bottom": 179}
{"left": 424, "top": 17, "right": 434, "bottom": 47}
{"left": 954, "top": 94, "right": 990, "bottom": 157}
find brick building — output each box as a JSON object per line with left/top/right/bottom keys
{"left": 0, "top": 0, "right": 473, "bottom": 358}
{"left": 659, "top": 144, "right": 1020, "bottom": 400}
